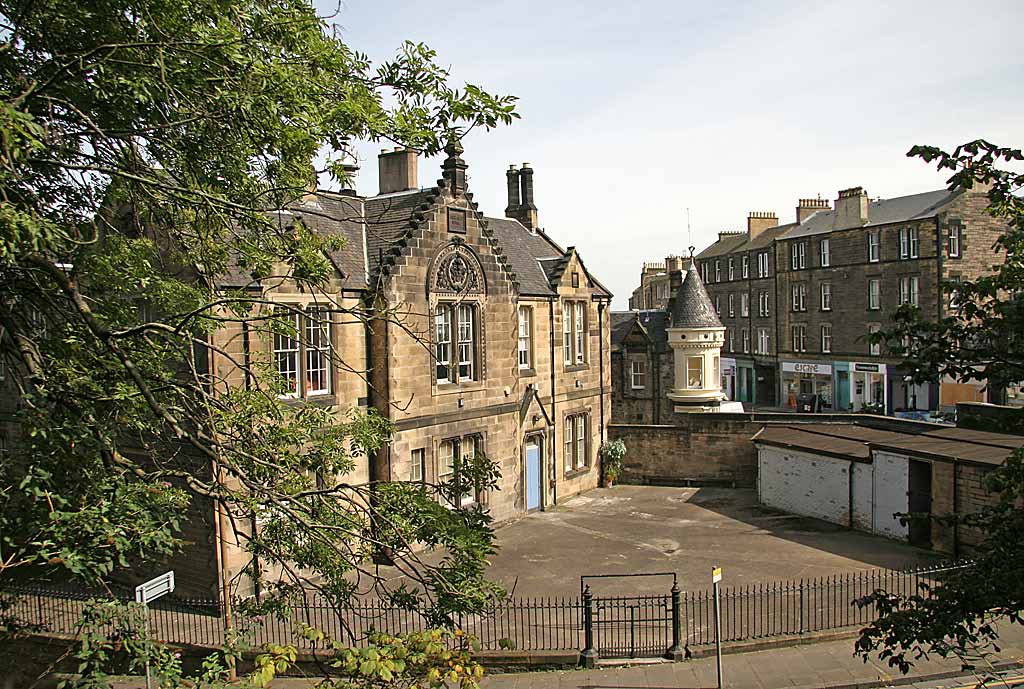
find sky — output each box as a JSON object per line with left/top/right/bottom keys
{"left": 315, "top": 0, "right": 1024, "bottom": 309}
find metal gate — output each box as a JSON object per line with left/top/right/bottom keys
{"left": 593, "top": 594, "right": 672, "bottom": 658}
{"left": 580, "top": 573, "right": 684, "bottom": 663}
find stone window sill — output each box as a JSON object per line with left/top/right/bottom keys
{"left": 435, "top": 380, "right": 484, "bottom": 395}
{"left": 564, "top": 466, "right": 591, "bottom": 480}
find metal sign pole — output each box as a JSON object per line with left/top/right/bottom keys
{"left": 712, "top": 566, "right": 723, "bottom": 689}
{"left": 144, "top": 598, "right": 152, "bottom": 689}
{"left": 135, "top": 572, "right": 175, "bottom": 689}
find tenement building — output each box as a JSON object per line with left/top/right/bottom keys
{"left": 692, "top": 209, "right": 807, "bottom": 405}
{"left": 622, "top": 184, "right": 1003, "bottom": 417}
{"left": 628, "top": 256, "right": 686, "bottom": 310}
{"left": 771, "top": 186, "right": 1000, "bottom": 413}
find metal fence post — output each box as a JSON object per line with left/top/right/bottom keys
{"left": 798, "top": 579, "right": 805, "bottom": 634}
{"left": 581, "top": 586, "right": 598, "bottom": 668}
{"left": 666, "top": 581, "right": 684, "bottom": 660}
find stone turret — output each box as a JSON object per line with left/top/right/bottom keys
{"left": 666, "top": 253, "right": 726, "bottom": 411}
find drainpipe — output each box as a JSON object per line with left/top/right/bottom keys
{"left": 241, "top": 320, "right": 261, "bottom": 599}
{"left": 772, "top": 246, "right": 781, "bottom": 406}
{"left": 598, "top": 302, "right": 606, "bottom": 444}
{"left": 549, "top": 296, "right": 558, "bottom": 507}
{"left": 652, "top": 339, "right": 660, "bottom": 423}
{"left": 952, "top": 458, "right": 960, "bottom": 558}
{"left": 847, "top": 461, "right": 855, "bottom": 529}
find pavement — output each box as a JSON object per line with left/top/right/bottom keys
{"left": 482, "top": 486, "right": 938, "bottom": 597}
{"left": 97, "top": 621, "right": 1017, "bottom": 689}
{"left": 474, "top": 623, "right": 1024, "bottom": 689}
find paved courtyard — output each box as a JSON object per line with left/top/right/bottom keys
{"left": 486, "top": 485, "right": 939, "bottom": 597}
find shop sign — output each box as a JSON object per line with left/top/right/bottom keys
{"left": 782, "top": 361, "right": 832, "bottom": 375}
{"left": 853, "top": 362, "right": 886, "bottom": 373}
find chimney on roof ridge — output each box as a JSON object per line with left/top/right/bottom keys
{"left": 505, "top": 165, "right": 521, "bottom": 218}
{"left": 796, "top": 197, "right": 830, "bottom": 224}
{"left": 505, "top": 161, "right": 539, "bottom": 229}
{"left": 518, "top": 163, "right": 538, "bottom": 230}
{"left": 747, "top": 211, "right": 778, "bottom": 240}
{"left": 833, "top": 186, "right": 869, "bottom": 230}
{"left": 665, "top": 255, "right": 685, "bottom": 273}
{"left": 378, "top": 148, "right": 419, "bottom": 194}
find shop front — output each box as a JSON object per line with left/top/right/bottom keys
{"left": 846, "top": 361, "right": 887, "bottom": 412}
{"left": 780, "top": 360, "right": 834, "bottom": 410}
{"left": 721, "top": 357, "right": 737, "bottom": 401}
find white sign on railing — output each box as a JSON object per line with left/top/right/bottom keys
{"left": 135, "top": 571, "right": 175, "bottom": 604}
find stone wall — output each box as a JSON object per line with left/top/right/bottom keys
{"left": 609, "top": 412, "right": 951, "bottom": 489}
{"left": 609, "top": 414, "right": 762, "bottom": 486}
{"left": 956, "top": 401, "right": 1024, "bottom": 435}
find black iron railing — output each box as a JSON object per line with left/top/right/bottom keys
{"left": 1, "top": 561, "right": 970, "bottom": 661}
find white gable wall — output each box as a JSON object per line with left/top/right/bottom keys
{"left": 757, "top": 446, "right": 850, "bottom": 526}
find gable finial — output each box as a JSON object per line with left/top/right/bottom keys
{"left": 441, "top": 137, "right": 468, "bottom": 195}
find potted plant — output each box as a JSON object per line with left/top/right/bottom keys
{"left": 600, "top": 439, "right": 626, "bottom": 487}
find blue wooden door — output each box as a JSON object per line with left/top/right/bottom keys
{"left": 526, "top": 443, "right": 541, "bottom": 511}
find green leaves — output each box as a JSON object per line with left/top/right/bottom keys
{"left": 0, "top": 0, "right": 514, "bottom": 683}
{"left": 859, "top": 140, "right": 1024, "bottom": 673}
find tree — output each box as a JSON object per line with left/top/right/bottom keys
{"left": 0, "top": 0, "right": 517, "bottom": 685}
{"left": 857, "top": 141, "right": 1024, "bottom": 673}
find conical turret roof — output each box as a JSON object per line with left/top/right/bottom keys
{"left": 670, "top": 260, "right": 723, "bottom": 329}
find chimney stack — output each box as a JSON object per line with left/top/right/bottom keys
{"left": 505, "top": 165, "right": 521, "bottom": 218}
{"left": 377, "top": 147, "right": 419, "bottom": 194}
{"left": 796, "top": 197, "right": 830, "bottom": 223}
{"left": 666, "top": 268, "right": 685, "bottom": 316}
{"left": 747, "top": 212, "right": 778, "bottom": 240}
{"left": 665, "top": 255, "right": 684, "bottom": 273}
{"left": 518, "top": 163, "right": 538, "bottom": 229}
{"left": 833, "top": 187, "right": 869, "bottom": 230}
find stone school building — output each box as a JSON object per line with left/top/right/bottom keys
{"left": 52, "top": 144, "right": 613, "bottom": 598}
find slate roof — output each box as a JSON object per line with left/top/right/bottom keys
{"left": 611, "top": 312, "right": 638, "bottom": 348}
{"left": 669, "top": 261, "right": 722, "bottom": 329}
{"left": 695, "top": 223, "right": 799, "bottom": 260}
{"left": 486, "top": 217, "right": 566, "bottom": 296}
{"left": 752, "top": 422, "right": 1024, "bottom": 467}
{"left": 363, "top": 189, "right": 434, "bottom": 278}
{"left": 262, "top": 184, "right": 613, "bottom": 299}
{"left": 783, "top": 189, "right": 957, "bottom": 239}
{"left": 611, "top": 309, "right": 669, "bottom": 349}
{"left": 216, "top": 193, "right": 367, "bottom": 290}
